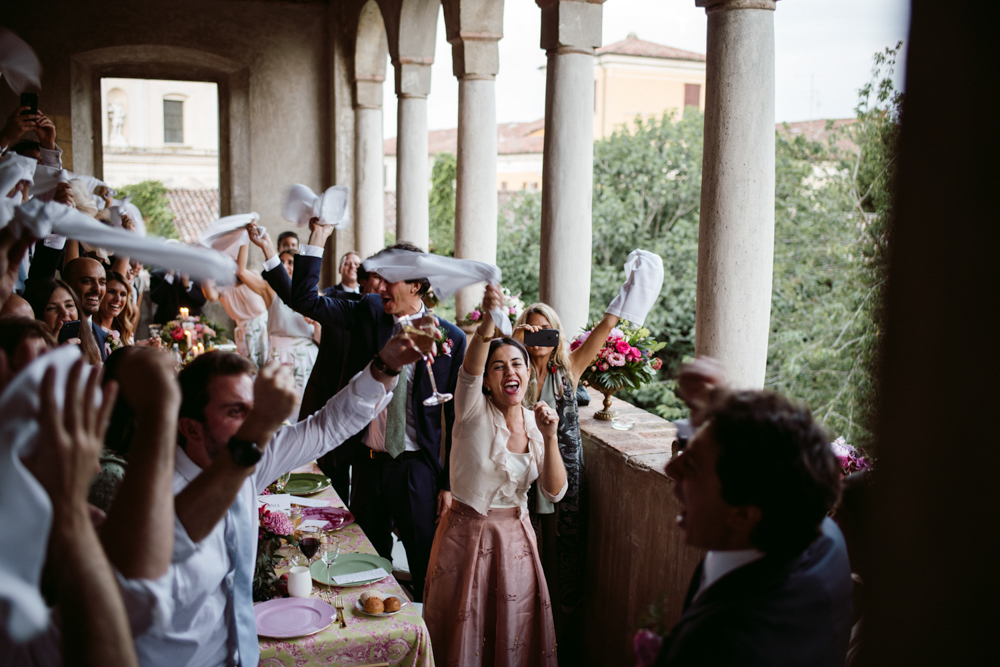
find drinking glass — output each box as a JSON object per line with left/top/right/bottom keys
{"left": 296, "top": 526, "right": 321, "bottom": 565}
{"left": 399, "top": 312, "right": 453, "bottom": 406}
{"left": 319, "top": 535, "right": 341, "bottom": 599}
{"left": 272, "top": 471, "right": 291, "bottom": 493}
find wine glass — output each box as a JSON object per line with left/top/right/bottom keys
{"left": 296, "top": 526, "right": 321, "bottom": 566}
{"left": 319, "top": 535, "right": 340, "bottom": 599}
{"left": 399, "top": 313, "right": 453, "bottom": 406}
{"left": 272, "top": 471, "right": 291, "bottom": 494}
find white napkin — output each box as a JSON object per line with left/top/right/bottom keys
{"left": 0, "top": 27, "right": 42, "bottom": 95}
{"left": 362, "top": 249, "right": 512, "bottom": 335}
{"left": 13, "top": 199, "right": 238, "bottom": 284}
{"left": 605, "top": 249, "right": 664, "bottom": 327}
{"left": 109, "top": 196, "right": 147, "bottom": 237}
{"left": 0, "top": 197, "right": 16, "bottom": 230}
{"left": 282, "top": 184, "right": 350, "bottom": 228}
{"left": 332, "top": 568, "right": 388, "bottom": 586}
{"left": 0, "top": 152, "right": 37, "bottom": 198}
{"left": 199, "top": 212, "right": 260, "bottom": 260}
{"left": 27, "top": 164, "right": 69, "bottom": 202}
{"left": 0, "top": 346, "right": 85, "bottom": 642}
{"left": 289, "top": 496, "right": 330, "bottom": 508}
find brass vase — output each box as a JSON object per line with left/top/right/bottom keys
{"left": 592, "top": 386, "right": 619, "bottom": 421}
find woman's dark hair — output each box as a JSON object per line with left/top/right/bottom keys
{"left": 482, "top": 336, "right": 529, "bottom": 395}
{"left": 706, "top": 390, "right": 841, "bottom": 557}
{"left": 22, "top": 277, "right": 102, "bottom": 365}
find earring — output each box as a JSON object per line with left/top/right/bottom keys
{"left": 484, "top": 386, "right": 492, "bottom": 395}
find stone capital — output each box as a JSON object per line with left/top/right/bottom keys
{"left": 392, "top": 59, "right": 433, "bottom": 98}
{"left": 354, "top": 78, "right": 383, "bottom": 109}
{"left": 450, "top": 33, "right": 501, "bottom": 80}
{"left": 537, "top": 0, "right": 604, "bottom": 52}
{"left": 695, "top": 0, "right": 777, "bottom": 12}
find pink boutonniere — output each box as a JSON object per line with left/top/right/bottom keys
{"left": 436, "top": 324, "right": 453, "bottom": 357}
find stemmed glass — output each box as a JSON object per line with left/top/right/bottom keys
{"left": 398, "top": 312, "right": 453, "bottom": 406}
{"left": 296, "top": 526, "right": 321, "bottom": 567}
{"left": 319, "top": 535, "right": 341, "bottom": 600}
{"left": 271, "top": 471, "right": 291, "bottom": 493}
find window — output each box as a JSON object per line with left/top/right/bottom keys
{"left": 684, "top": 84, "right": 701, "bottom": 110}
{"left": 163, "top": 99, "right": 184, "bottom": 143}
{"left": 501, "top": 181, "right": 508, "bottom": 191}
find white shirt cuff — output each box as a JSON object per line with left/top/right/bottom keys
{"left": 353, "top": 362, "right": 397, "bottom": 414}
{"left": 39, "top": 145, "right": 63, "bottom": 169}
{"left": 164, "top": 273, "right": 175, "bottom": 285}
{"left": 300, "top": 244, "right": 325, "bottom": 258}
{"left": 42, "top": 234, "right": 66, "bottom": 250}
{"left": 262, "top": 255, "right": 281, "bottom": 272}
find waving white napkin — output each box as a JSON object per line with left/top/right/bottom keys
{"left": 282, "top": 184, "right": 350, "bottom": 228}
{"left": 0, "top": 197, "right": 16, "bottom": 230}
{"left": 13, "top": 199, "right": 237, "bottom": 283}
{"left": 0, "top": 27, "right": 42, "bottom": 95}
{"left": 199, "top": 212, "right": 260, "bottom": 260}
{"left": 109, "top": 196, "right": 147, "bottom": 237}
{"left": 363, "top": 249, "right": 512, "bottom": 335}
{"left": 0, "top": 346, "right": 85, "bottom": 642}
{"left": 605, "top": 249, "right": 664, "bottom": 327}
{"left": 0, "top": 153, "right": 36, "bottom": 198}
{"left": 27, "top": 164, "right": 69, "bottom": 202}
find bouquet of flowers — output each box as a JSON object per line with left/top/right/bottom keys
{"left": 463, "top": 286, "right": 525, "bottom": 328}
{"left": 254, "top": 499, "right": 297, "bottom": 602}
{"left": 830, "top": 437, "right": 873, "bottom": 477}
{"left": 160, "top": 313, "right": 227, "bottom": 353}
{"left": 572, "top": 320, "right": 665, "bottom": 395}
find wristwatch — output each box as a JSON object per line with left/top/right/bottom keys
{"left": 227, "top": 437, "right": 264, "bottom": 467}
{"left": 372, "top": 352, "right": 401, "bottom": 376}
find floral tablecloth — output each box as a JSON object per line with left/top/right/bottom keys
{"left": 258, "top": 469, "right": 434, "bottom": 667}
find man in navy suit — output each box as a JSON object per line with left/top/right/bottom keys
{"left": 257, "top": 221, "right": 465, "bottom": 601}
{"left": 659, "top": 372, "right": 852, "bottom": 667}
{"left": 62, "top": 257, "right": 109, "bottom": 361}
{"left": 149, "top": 269, "right": 207, "bottom": 325}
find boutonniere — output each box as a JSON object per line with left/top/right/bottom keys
{"left": 436, "top": 324, "right": 453, "bottom": 357}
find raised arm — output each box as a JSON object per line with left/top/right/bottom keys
{"left": 283, "top": 220, "right": 361, "bottom": 327}
{"left": 568, "top": 312, "right": 621, "bottom": 386}
{"left": 463, "top": 283, "right": 504, "bottom": 376}
{"left": 234, "top": 238, "right": 274, "bottom": 307}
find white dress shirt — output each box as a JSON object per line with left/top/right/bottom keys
{"left": 134, "top": 364, "right": 394, "bottom": 667}
{"left": 694, "top": 548, "right": 765, "bottom": 601}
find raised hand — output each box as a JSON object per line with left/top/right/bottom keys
{"left": 533, "top": 400, "right": 560, "bottom": 439}
{"left": 247, "top": 221, "right": 277, "bottom": 258}
{"left": 239, "top": 361, "right": 299, "bottom": 446}
{"left": 34, "top": 112, "right": 57, "bottom": 149}
{"left": 0, "top": 106, "right": 36, "bottom": 148}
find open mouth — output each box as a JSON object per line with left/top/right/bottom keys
{"left": 502, "top": 380, "right": 520, "bottom": 396}
{"left": 85, "top": 295, "right": 101, "bottom": 309}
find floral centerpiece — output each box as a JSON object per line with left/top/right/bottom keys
{"left": 254, "top": 497, "right": 297, "bottom": 602}
{"left": 160, "top": 312, "right": 228, "bottom": 354}
{"left": 830, "top": 437, "right": 873, "bottom": 477}
{"left": 571, "top": 320, "right": 665, "bottom": 421}
{"left": 462, "top": 286, "right": 525, "bottom": 329}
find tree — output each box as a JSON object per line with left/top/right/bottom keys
{"left": 428, "top": 152, "right": 456, "bottom": 256}
{"left": 116, "top": 180, "right": 179, "bottom": 240}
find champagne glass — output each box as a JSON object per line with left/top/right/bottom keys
{"left": 399, "top": 313, "right": 453, "bottom": 406}
{"left": 319, "top": 535, "right": 340, "bottom": 599}
{"left": 271, "top": 471, "right": 291, "bottom": 494}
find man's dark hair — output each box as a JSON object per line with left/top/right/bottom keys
{"left": 279, "top": 249, "right": 296, "bottom": 263}
{"left": 277, "top": 231, "right": 299, "bottom": 247}
{"left": 0, "top": 315, "right": 56, "bottom": 357}
{"left": 357, "top": 262, "right": 369, "bottom": 283}
{"left": 11, "top": 140, "right": 41, "bottom": 156}
{"left": 177, "top": 351, "right": 255, "bottom": 444}
{"left": 707, "top": 390, "right": 841, "bottom": 556}
{"left": 374, "top": 241, "right": 430, "bottom": 295}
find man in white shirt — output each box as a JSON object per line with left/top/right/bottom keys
{"left": 135, "top": 334, "right": 423, "bottom": 667}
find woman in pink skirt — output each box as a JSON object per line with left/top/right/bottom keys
{"left": 424, "top": 283, "right": 568, "bottom": 666}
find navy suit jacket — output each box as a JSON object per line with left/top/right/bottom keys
{"left": 657, "top": 517, "right": 853, "bottom": 667}
{"left": 92, "top": 321, "right": 109, "bottom": 362}
{"left": 283, "top": 253, "right": 466, "bottom": 489}
{"left": 149, "top": 269, "right": 207, "bottom": 324}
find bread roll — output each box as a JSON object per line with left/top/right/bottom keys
{"left": 383, "top": 597, "right": 401, "bottom": 612}
{"left": 363, "top": 596, "right": 385, "bottom": 614}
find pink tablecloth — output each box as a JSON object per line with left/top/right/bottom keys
{"left": 258, "top": 471, "right": 434, "bottom": 667}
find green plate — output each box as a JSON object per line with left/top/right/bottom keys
{"left": 310, "top": 553, "right": 393, "bottom": 587}
{"left": 285, "top": 473, "right": 331, "bottom": 496}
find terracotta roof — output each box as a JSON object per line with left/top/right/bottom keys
{"left": 386, "top": 119, "right": 545, "bottom": 157}
{"left": 596, "top": 33, "right": 705, "bottom": 62}
{"left": 166, "top": 189, "right": 219, "bottom": 243}
{"left": 777, "top": 119, "right": 858, "bottom": 153}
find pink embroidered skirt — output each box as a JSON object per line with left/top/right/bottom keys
{"left": 423, "top": 502, "right": 558, "bottom": 666}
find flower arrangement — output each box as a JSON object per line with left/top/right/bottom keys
{"left": 463, "top": 286, "right": 525, "bottom": 328}
{"left": 572, "top": 320, "right": 665, "bottom": 395}
{"left": 830, "top": 437, "right": 873, "bottom": 477}
{"left": 436, "top": 323, "right": 454, "bottom": 357}
{"left": 160, "top": 313, "right": 227, "bottom": 353}
{"left": 254, "top": 498, "right": 297, "bottom": 602}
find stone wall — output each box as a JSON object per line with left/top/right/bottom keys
{"left": 579, "top": 389, "right": 703, "bottom": 665}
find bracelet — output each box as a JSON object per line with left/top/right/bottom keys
{"left": 473, "top": 330, "right": 493, "bottom": 345}
{"left": 372, "top": 353, "right": 401, "bottom": 376}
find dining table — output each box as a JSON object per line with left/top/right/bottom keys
{"left": 257, "top": 466, "right": 435, "bottom": 667}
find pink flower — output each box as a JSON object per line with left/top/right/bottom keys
{"left": 469, "top": 310, "right": 481, "bottom": 322}
{"left": 598, "top": 361, "right": 609, "bottom": 371}
{"left": 615, "top": 340, "right": 630, "bottom": 355}
{"left": 108, "top": 330, "right": 120, "bottom": 342}
{"left": 634, "top": 629, "right": 664, "bottom": 667}
{"left": 261, "top": 509, "right": 294, "bottom": 536}
{"left": 570, "top": 339, "right": 582, "bottom": 351}
{"left": 650, "top": 357, "right": 663, "bottom": 371}
{"left": 439, "top": 338, "right": 454, "bottom": 357}
{"left": 202, "top": 327, "right": 216, "bottom": 337}
{"left": 609, "top": 327, "right": 625, "bottom": 341}
{"left": 171, "top": 327, "right": 184, "bottom": 341}
{"left": 608, "top": 352, "right": 626, "bottom": 367}
{"left": 509, "top": 306, "right": 516, "bottom": 315}
{"left": 194, "top": 323, "right": 203, "bottom": 333}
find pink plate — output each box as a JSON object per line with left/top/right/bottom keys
{"left": 301, "top": 507, "right": 355, "bottom": 531}
{"left": 255, "top": 597, "right": 336, "bottom": 638}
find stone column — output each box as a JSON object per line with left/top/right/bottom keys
{"left": 354, "top": 79, "right": 385, "bottom": 260}
{"left": 448, "top": 8, "right": 503, "bottom": 319}
{"left": 537, "top": 0, "right": 604, "bottom": 338}
{"left": 694, "top": 0, "right": 776, "bottom": 389}
{"left": 394, "top": 61, "right": 432, "bottom": 250}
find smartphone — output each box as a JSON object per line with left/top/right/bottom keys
{"left": 57, "top": 320, "right": 82, "bottom": 344}
{"left": 523, "top": 328, "right": 560, "bottom": 348}
{"left": 20, "top": 93, "right": 38, "bottom": 116}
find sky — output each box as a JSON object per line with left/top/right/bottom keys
{"left": 382, "top": 0, "right": 910, "bottom": 138}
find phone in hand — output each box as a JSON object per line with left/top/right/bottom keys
{"left": 20, "top": 93, "right": 38, "bottom": 116}
{"left": 523, "top": 328, "right": 560, "bottom": 348}
{"left": 57, "top": 320, "right": 83, "bottom": 344}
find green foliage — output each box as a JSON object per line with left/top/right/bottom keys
{"left": 428, "top": 152, "right": 456, "bottom": 256}
{"left": 116, "top": 180, "right": 179, "bottom": 240}
{"left": 497, "top": 192, "right": 542, "bottom": 306}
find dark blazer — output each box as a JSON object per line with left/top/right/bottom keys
{"left": 92, "top": 321, "right": 109, "bottom": 362}
{"left": 149, "top": 269, "right": 207, "bottom": 324}
{"left": 657, "top": 518, "right": 853, "bottom": 667}
{"left": 285, "top": 253, "right": 466, "bottom": 489}
{"left": 321, "top": 283, "right": 363, "bottom": 301}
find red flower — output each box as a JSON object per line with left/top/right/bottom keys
{"left": 650, "top": 357, "right": 663, "bottom": 371}
{"left": 171, "top": 327, "right": 184, "bottom": 341}
{"left": 614, "top": 340, "right": 630, "bottom": 355}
